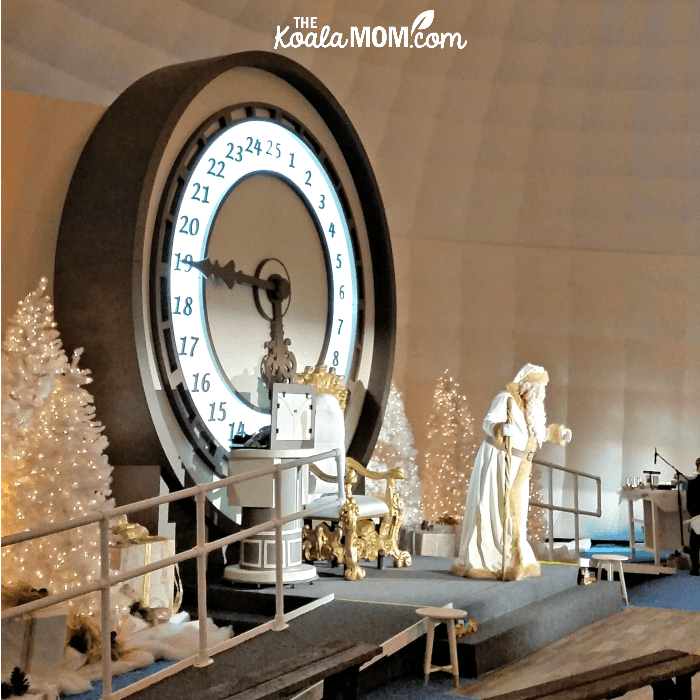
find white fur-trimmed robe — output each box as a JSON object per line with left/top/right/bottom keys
{"left": 451, "top": 389, "right": 541, "bottom": 581}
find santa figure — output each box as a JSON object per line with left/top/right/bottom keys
{"left": 451, "top": 364, "right": 572, "bottom": 581}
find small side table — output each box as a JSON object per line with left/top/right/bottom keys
{"left": 416, "top": 606, "right": 467, "bottom": 688}
{"left": 591, "top": 553, "right": 629, "bottom": 606}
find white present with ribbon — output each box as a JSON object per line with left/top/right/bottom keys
{"left": 1, "top": 603, "right": 69, "bottom": 679}
{"left": 109, "top": 518, "right": 180, "bottom": 618}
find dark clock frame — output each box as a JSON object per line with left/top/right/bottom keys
{"left": 54, "top": 51, "right": 395, "bottom": 499}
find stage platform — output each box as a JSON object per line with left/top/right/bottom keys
{"left": 130, "top": 556, "right": 624, "bottom": 700}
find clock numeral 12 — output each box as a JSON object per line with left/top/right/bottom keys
{"left": 208, "top": 401, "right": 227, "bottom": 422}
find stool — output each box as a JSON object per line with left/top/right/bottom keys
{"left": 592, "top": 553, "right": 629, "bottom": 606}
{"left": 416, "top": 606, "right": 467, "bottom": 688}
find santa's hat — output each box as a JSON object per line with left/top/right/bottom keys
{"left": 513, "top": 363, "right": 549, "bottom": 386}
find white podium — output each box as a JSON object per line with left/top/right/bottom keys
{"left": 224, "top": 448, "right": 318, "bottom": 584}
{"left": 224, "top": 385, "right": 321, "bottom": 585}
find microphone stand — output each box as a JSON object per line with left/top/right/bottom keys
{"left": 655, "top": 450, "right": 688, "bottom": 552}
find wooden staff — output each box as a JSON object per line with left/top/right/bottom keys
{"left": 501, "top": 396, "right": 514, "bottom": 581}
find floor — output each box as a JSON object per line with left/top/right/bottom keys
{"left": 455, "top": 605, "right": 700, "bottom": 699}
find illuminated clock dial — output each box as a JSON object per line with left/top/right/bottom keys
{"left": 156, "top": 110, "right": 359, "bottom": 458}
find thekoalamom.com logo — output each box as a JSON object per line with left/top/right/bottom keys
{"left": 274, "top": 11, "right": 467, "bottom": 50}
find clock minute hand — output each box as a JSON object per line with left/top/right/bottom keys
{"left": 190, "top": 258, "right": 275, "bottom": 293}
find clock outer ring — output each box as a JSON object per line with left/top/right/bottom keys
{"left": 54, "top": 51, "right": 395, "bottom": 481}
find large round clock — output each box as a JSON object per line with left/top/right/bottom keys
{"left": 54, "top": 52, "right": 395, "bottom": 525}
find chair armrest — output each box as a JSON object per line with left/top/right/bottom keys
{"left": 347, "top": 457, "right": 404, "bottom": 482}
{"left": 309, "top": 463, "right": 338, "bottom": 483}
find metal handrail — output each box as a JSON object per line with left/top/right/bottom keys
{"left": 530, "top": 458, "right": 602, "bottom": 561}
{"left": 1, "top": 448, "right": 342, "bottom": 700}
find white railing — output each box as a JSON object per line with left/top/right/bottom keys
{"left": 531, "top": 458, "right": 602, "bottom": 560}
{"left": 1, "top": 448, "right": 344, "bottom": 700}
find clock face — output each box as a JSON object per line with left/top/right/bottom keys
{"left": 153, "top": 106, "right": 361, "bottom": 473}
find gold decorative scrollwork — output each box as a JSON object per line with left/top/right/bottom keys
{"left": 297, "top": 366, "right": 411, "bottom": 580}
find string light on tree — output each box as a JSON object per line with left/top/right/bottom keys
{"left": 365, "top": 383, "right": 422, "bottom": 528}
{"left": 422, "top": 371, "right": 478, "bottom": 524}
{"left": 528, "top": 464, "right": 548, "bottom": 552}
{"left": 1, "top": 279, "right": 114, "bottom": 615}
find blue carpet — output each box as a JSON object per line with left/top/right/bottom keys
{"left": 627, "top": 569, "right": 700, "bottom": 611}
{"left": 359, "top": 674, "right": 475, "bottom": 699}
{"left": 581, "top": 544, "right": 700, "bottom": 611}
{"left": 60, "top": 660, "right": 176, "bottom": 700}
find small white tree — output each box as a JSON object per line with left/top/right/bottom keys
{"left": 366, "top": 384, "right": 422, "bottom": 528}
{"left": 1, "top": 279, "right": 113, "bottom": 613}
{"left": 421, "top": 371, "right": 478, "bottom": 524}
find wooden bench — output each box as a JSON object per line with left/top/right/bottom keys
{"left": 482, "top": 649, "right": 700, "bottom": 700}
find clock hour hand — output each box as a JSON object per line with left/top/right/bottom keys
{"left": 262, "top": 296, "right": 297, "bottom": 385}
{"left": 190, "top": 258, "right": 275, "bottom": 293}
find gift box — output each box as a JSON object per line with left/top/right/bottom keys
{"left": 403, "top": 528, "right": 458, "bottom": 557}
{"left": 109, "top": 536, "right": 176, "bottom": 614}
{"left": 1, "top": 603, "right": 69, "bottom": 678}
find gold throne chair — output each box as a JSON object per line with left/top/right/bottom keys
{"left": 296, "top": 366, "right": 412, "bottom": 581}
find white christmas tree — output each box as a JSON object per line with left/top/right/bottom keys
{"left": 365, "top": 383, "right": 422, "bottom": 528}
{"left": 421, "top": 371, "right": 478, "bottom": 524}
{"left": 1, "top": 279, "right": 114, "bottom": 614}
{"left": 528, "top": 465, "right": 548, "bottom": 554}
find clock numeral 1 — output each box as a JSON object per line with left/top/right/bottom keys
{"left": 289, "top": 152, "right": 295, "bottom": 168}
{"left": 191, "top": 372, "right": 210, "bottom": 392}
{"left": 178, "top": 336, "right": 199, "bottom": 357}
{"left": 208, "top": 401, "right": 227, "bottom": 422}
{"left": 173, "top": 296, "right": 193, "bottom": 315}
{"left": 230, "top": 422, "right": 247, "bottom": 441}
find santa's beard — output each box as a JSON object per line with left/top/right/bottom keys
{"left": 522, "top": 383, "right": 547, "bottom": 446}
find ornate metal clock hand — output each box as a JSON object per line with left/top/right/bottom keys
{"left": 262, "top": 292, "right": 297, "bottom": 384}
{"left": 190, "top": 258, "right": 275, "bottom": 293}
{"left": 192, "top": 258, "right": 297, "bottom": 386}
